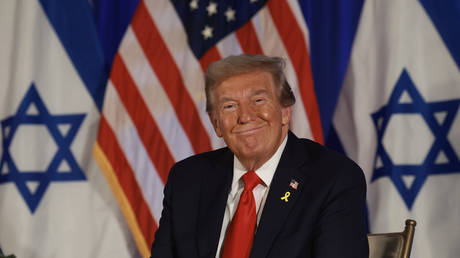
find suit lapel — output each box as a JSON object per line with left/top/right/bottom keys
{"left": 197, "top": 149, "right": 233, "bottom": 258}
{"left": 250, "top": 132, "right": 312, "bottom": 258}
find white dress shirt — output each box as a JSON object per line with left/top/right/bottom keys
{"left": 215, "top": 135, "right": 288, "bottom": 257}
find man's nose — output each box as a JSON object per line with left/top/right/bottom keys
{"left": 238, "top": 103, "right": 256, "bottom": 124}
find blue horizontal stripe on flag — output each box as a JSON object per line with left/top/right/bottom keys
{"left": 39, "top": 0, "right": 108, "bottom": 111}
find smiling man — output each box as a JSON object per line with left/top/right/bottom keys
{"left": 150, "top": 54, "right": 369, "bottom": 258}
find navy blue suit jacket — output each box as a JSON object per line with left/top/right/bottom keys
{"left": 151, "top": 131, "right": 369, "bottom": 258}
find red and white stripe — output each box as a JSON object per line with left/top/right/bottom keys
{"left": 95, "top": 0, "right": 323, "bottom": 256}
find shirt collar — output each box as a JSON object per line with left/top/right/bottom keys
{"left": 230, "top": 134, "right": 288, "bottom": 195}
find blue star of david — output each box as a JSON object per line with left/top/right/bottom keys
{"left": 0, "top": 83, "right": 86, "bottom": 213}
{"left": 371, "top": 69, "right": 460, "bottom": 209}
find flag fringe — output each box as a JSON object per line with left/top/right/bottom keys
{"left": 93, "top": 142, "right": 150, "bottom": 258}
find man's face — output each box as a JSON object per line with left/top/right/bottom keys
{"left": 209, "top": 71, "right": 291, "bottom": 168}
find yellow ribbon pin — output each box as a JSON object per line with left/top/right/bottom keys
{"left": 281, "top": 191, "right": 291, "bottom": 202}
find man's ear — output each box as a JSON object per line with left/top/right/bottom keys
{"left": 281, "top": 106, "right": 291, "bottom": 126}
{"left": 208, "top": 111, "right": 223, "bottom": 137}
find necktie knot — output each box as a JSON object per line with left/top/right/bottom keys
{"left": 242, "top": 171, "right": 261, "bottom": 191}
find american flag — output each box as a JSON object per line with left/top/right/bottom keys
{"left": 289, "top": 179, "right": 299, "bottom": 190}
{"left": 94, "top": 0, "right": 322, "bottom": 256}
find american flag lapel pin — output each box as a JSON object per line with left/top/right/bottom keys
{"left": 289, "top": 179, "right": 299, "bottom": 190}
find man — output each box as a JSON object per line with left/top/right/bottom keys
{"left": 150, "top": 54, "right": 369, "bottom": 258}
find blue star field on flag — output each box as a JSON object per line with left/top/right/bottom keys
{"left": 172, "top": 0, "right": 267, "bottom": 58}
{"left": 0, "top": 83, "right": 87, "bottom": 213}
{"left": 371, "top": 69, "right": 460, "bottom": 209}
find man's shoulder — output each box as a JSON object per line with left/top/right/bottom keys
{"left": 288, "top": 133, "right": 350, "bottom": 161}
{"left": 301, "top": 138, "right": 356, "bottom": 164}
{"left": 175, "top": 146, "right": 231, "bottom": 167}
{"left": 166, "top": 147, "right": 231, "bottom": 185}
{"left": 169, "top": 147, "right": 231, "bottom": 176}
{"left": 288, "top": 134, "right": 364, "bottom": 178}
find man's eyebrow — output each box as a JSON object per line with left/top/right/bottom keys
{"left": 217, "top": 96, "right": 236, "bottom": 104}
{"left": 252, "top": 89, "right": 269, "bottom": 96}
{"left": 216, "top": 89, "right": 269, "bottom": 104}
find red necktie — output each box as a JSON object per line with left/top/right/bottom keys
{"left": 221, "top": 171, "right": 262, "bottom": 258}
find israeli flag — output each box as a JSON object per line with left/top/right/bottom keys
{"left": 334, "top": 0, "right": 460, "bottom": 257}
{"left": 0, "top": 1, "right": 135, "bottom": 257}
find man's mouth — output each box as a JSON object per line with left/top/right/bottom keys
{"left": 233, "top": 124, "right": 266, "bottom": 135}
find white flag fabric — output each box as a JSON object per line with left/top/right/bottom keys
{"left": 334, "top": 0, "right": 460, "bottom": 257}
{"left": 0, "top": 1, "right": 134, "bottom": 257}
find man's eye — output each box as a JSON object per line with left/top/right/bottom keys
{"left": 255, "top": 98, "right": 265, "bottom": 103}
{"left": 223, "top": 104, "right": 235, "bottom": 110}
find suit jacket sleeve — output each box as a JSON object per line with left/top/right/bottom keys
{"left": 150, "top": 164, "right": 176, "bottom": 258}
{"left": 312, "top": 161, "right": 368, "bottom": 258}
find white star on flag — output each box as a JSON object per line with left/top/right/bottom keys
{"left": 225, "top": 7, "right": 236, "bottom": 22}
{"left": 206, "top": 2, "right": 217, "bottom": 16}
{"left": 189, "top": 0, "right": 198, "bottom": 11}
{"left": 201, "top": 25, "right": 213, "bottom": 39}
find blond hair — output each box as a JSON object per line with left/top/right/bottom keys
{"left": 205, "top": 54, "right": 296, "bottom": 112}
